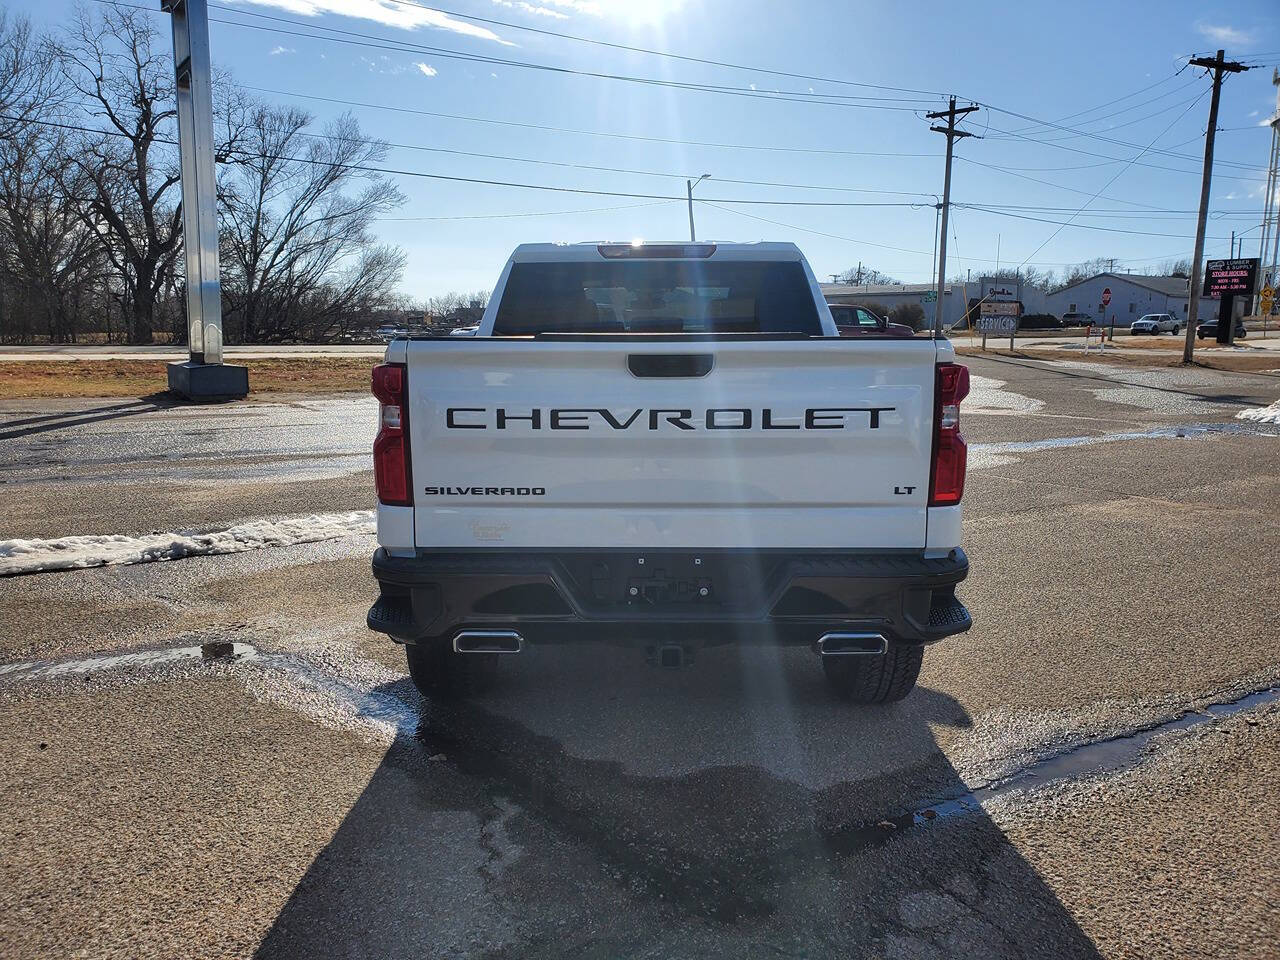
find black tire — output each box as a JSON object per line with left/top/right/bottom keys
{"left": 405, "top": 641, "right": 494, "bottom": 700}
{"left": 822, "top": 644, "right": 924, "bottom": 704}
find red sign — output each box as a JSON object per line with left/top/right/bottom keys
{"left": 1101, "top": 287, "right": 1111, "bottom": 306}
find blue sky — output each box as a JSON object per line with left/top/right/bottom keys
{"left": 11, "top": 0, "right": 1280, "bottom": 298}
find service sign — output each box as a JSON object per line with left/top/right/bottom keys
{"left": 1203, "top": 258, "right": 1258, "bottom": 298}
{"left": 976, "top": 315, "right": 1018, "bottom": 335}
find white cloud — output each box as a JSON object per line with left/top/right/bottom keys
{"left": 416, "top": 62, "right": 438, "bottom": 77}
{"left": 490, "top": 0, "right": 570, "bottom": 18}
{"left": 268, "top": 45, "right": 296, "bottom": 55}
{"left": 1194, "top": 21, "right": 1256, "bottom": 46}
{"left": 225, "top": 0, "right": 513, "bottom": 44}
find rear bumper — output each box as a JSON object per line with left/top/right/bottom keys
{"left": 368, "top": 547, "right": 970, "bottom": 648}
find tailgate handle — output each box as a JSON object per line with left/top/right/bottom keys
{"left": 628, "top": 354, "right": 714, "bottom": 378}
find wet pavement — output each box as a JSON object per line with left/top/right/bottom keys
{"left": 1, "top": 354, "right": 1278, "bottom": 959}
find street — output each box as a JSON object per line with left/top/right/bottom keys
{"left": 1, "top": 354, "right": 1278, "bottom": 959}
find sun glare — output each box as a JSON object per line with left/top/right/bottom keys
{"left": 592, "top": 0, "right": 687, "bottom": 26}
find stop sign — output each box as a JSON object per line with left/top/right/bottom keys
{"left": 1102, "top": 287, "right": 1112, "bottom": 306}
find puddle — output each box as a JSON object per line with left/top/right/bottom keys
{"left": 907, "top": 685, "right": 1279, "bottom": 827}
{"left": 968, "top": 421, "right": 1278, "bottom": 470}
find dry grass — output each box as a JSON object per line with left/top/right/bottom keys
{"left": 0, "top": 358, "right": 372, "bottom": 398}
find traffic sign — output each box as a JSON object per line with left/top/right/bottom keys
{"left": 1262, "top": 285, "right": 1275, "bottom": 313}
{"left": 922, "top": 290, "right": 938, "bottom": 303}
{"left": 1101, "top": 287, "right": 1111, "bottom": 307}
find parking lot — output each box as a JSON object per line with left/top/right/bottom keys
{"left": 1, "top": 353, "right": 1278, "bottom": 959}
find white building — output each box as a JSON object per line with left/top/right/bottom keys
{"left": 820, "top": 282, "right": 969, "bottom": 330}
{"left": 1044, "top": 273, "right": 1216, "bottom": 324}
{"left": 821, "top": 277, "right": 1051, "bottom": 329}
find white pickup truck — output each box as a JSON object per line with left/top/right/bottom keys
{"left": 368, "top": 241, "right": 971, "bottom": 703}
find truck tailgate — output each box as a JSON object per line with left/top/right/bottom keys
{"left": 405, "top": 337, "right": 938, "bottom": 549}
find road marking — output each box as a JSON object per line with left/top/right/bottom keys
{"left": 0, "top": 511, "right": 375, "bottom": 577}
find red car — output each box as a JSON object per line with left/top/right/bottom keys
{"left": 829, "top": 304, "right": 915, "bottom": 338}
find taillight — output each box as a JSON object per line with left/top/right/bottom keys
{"left": 372, "top": 363, "right": 412, "bottom": 506}
{"left": 929, "top": 362, "right": 969, "bottom": 506}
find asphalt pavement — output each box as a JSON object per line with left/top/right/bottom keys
{"left": 1, "top": 354, "right": 1278, "bottom": 959}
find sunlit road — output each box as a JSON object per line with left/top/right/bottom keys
{"left": 1, "top": 355, "right": 1278, "bottom": 959}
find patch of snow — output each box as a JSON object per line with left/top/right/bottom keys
{"left": 0, "top": 511, "right": 375, "bottom": 577}
{"left": 1237, "top": 400, "right": 1280, "bottom": 424}
{"left": 965, "top": 375, "right": 1045, "bottom": 416}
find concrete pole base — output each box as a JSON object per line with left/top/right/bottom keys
{"left": 167, "top": 361, "right": 249, "bottom": 402}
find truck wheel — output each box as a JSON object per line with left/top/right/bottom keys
{"left": 822, "top": 643, "right": 923, "bottom": 703}
{"left": 405, "top": 641, "right": 492, "bottom": 699}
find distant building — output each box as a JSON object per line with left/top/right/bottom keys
{"left": 820, "top": 277, "right": 1051, "bottom": 330}
{"left": 820, "top": 282, "right": 969, "bottom": 330}
{"left": 1044, "top": 273, "right": 1216, "bottom": 324}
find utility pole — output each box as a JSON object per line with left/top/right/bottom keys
{"left": 686, "top": 173, "right": 710, "bottom": 241}
{"left": 928, "top": 98, "right": 978, "bottom": 338}
{"left": 1183, "top": 50, "right": 1250, "bottom": 362}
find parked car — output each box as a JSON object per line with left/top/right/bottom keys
{"left": 1196, "top": 319, "right": 1248, "bottom": 340}
{"left": 1130, "top": 313, "right": 1180, "bottom": 335}
{"left": 828, "top": 304, "right": 915, "bottom": 338}
{"left": 448, "top": 324, "right": 479, "bottom": 337}
{"left": 367, "top": 241, "right": 972, "bottom": 704}
{"left": 376, "top": 323, "right": 406, "bottom": 343}
{"left": 1060, "top": 312, "right": 1094, "bottom": 326}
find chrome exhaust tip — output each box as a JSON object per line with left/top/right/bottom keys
{"left": 453, "top": 630, "right": 524, "bottom": 654}
{"left": 817, "top": 632, "right": 887, "bottom": 656}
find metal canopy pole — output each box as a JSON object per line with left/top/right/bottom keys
{"left": 161, "top": 0, "right": 248, "bottom": 400}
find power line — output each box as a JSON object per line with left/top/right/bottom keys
{"left": 182, "top": 3, "right": 937, "bottom": 112}
{"left": 1015, "top": 70, "right": 1189, "bottom": 129}
{"left": 246, "top": 85, "right": 941, "bottom": 160}
{"left": 981, "top": 100, "right": 1258, "bottom": 171}
{"left": 376, "top": 200, "right": 678, "bottom": 221}
{"left": 981, "top": 124, "right": 1266, "bottom": 183}
{"left": 331, "top": 0, "right": 953, "bottom": 100}
{"left": 959, "top": 204, "right": 1233, "bottom": 239}
{"left": 292, "top": 128, "right": 939, "bottom": 198}
{"left": 998, "top": 75, "right": 1200, "bottom": 139}
{"left": 0, "top": 112, "right": 933, "bottom": 207}
{"left": 958, "top": 155, "right": 1168, "bottom": 210}
{"left": 1010, "top": 88, "right": 1211, "bottom": 270}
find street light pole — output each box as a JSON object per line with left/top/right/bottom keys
{"left": 161, "top": 0, "right": 248, "bottom": 400}
{"left": 686, "top": 173, "right": 710, "bottom": 241}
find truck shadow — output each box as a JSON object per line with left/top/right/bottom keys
{"left": 256, "top": 644, "right": 1103, "bottom": 959}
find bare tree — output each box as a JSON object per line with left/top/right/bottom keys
{"left": 218, "top": 105, "right": 405, "bottom": 341}
{"left": 55, "top": 4, "right": 182, "bottom": 343}
{"left": 1149, "top": 258, "right": 1191, "bottom": 278}
{"left": 837, "top": 264, "right": 898, "bottom": 285}
{"left": 0, "top": 9, "right": 58, "bottom": 140}
{"left": 0, "top": 121, "right": 104, "bottom": 342}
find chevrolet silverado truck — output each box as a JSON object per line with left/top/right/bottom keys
{"left": 367, "top": 241, "right": 971, "bottom": 703}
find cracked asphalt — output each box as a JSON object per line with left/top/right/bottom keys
{"left": 1, "top": 354, "right": 1278, "bottom": 959}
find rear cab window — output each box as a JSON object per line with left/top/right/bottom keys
{"left": 493, "top": 259, "right": 823, "bottom": 336}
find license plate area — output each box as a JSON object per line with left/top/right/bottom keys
{"left": 559, "top": 554, "right": 776, "bottom": 614}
